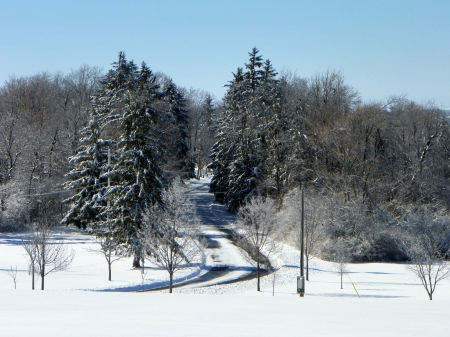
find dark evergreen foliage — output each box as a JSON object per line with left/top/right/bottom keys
{"left": 62, "top": 113, "right": 112, "bottom": 229}
{"left": 62, "top": 53, "right": 194, "bottom": 263}
{"left": 210, "top": 48, "right": 280, "bottom": 212}
{"left": 163, "top": 81, "right": 195, "bottom": 178}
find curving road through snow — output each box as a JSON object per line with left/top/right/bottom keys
{"left": 146, "top": 177, "right": 258, "bottom": 291}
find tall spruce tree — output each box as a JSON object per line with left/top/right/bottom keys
{"left": 62, "top": 113, "right": 112, "bottom": 229}
{"left": 252, "top": 59, "right": 288, "bottom": 202}
{"left": 163, "top": 81, "right": 195, "bottom": 178}
{"left": 64, "top": 53, "right": 168, "bottom": 268}
{"left": 210, "top": 48, "right": 277, "bottom": 212}
{"left": 104, "top": 61, "right": 166, "bottom": 267}
{"left": 209, "top": 67, "right": 245, "bottom": 204}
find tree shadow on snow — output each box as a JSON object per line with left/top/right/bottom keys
{"left": 308, "top": 292, "right": 409, "bottom": 298}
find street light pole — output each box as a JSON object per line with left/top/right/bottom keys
{"left": 300, "top": 183, "right": 304, "bottom": 276}
{"left": 297, "top": 183, "right": 305, "bottom": 297}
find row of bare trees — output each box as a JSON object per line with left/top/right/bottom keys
{"left": 0, "top": 67, "right": 99, "bottom": 289}
{"left": 14, "top": 181, "right": 203, "bottom": 292}
{"left": 21, "top": 201, "right": 74, "bottom": 290}
{"left": 208, "top": 49, "right": 450, "bottom": 291}
{"left": 0, "top": 64, "right": 217, "bottom": 233}
{"left": 237, "top": 193, "right": 449, "bottom": 300}
{"left": 0, "top": 66, "right": 103, "bottom": 230}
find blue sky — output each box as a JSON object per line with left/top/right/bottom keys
{"left": 1, "top": 0, "right": 449, "bottom": 107}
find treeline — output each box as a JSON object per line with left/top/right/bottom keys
{"left": 1, "top": 48, "right": 449, "bottom": 263}
{"left": 210, "top": 48, "right": 450, "bottom": 261}
{"left": 0, "top": 53, "right": 215, "bottom": 235}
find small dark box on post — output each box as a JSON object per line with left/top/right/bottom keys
{"left": 297, "top": 276, "right": 305, "bottom": 297}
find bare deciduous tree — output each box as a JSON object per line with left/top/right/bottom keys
{"left": 22, "top": 202, "right": 74, "bottom": 290}
{"left": 399, "top": 230, "right": 450, "bottom": 300}
{"left": 22, "top": 234, "right": 38, "bottom": 290}
{"left": 331, "top": 238, "right": 350, "bottom": 289}
{"left": 87, "top": 228, "right": 121, "bottom": 281}
{"left": 235, "top": 196, "right": 279, "bottom": 292}
{"left": 266, "top": 242, "right": 283, "bottom": 296}
{"left": 303, "top": 214, "right": 321, "bottom": 281}
{"left": 7, "top": 265, "right": 19, "bottom": 289}
{"left": 141, "top": 180, "right": 203, "bottom": 293}
{"left": 282, "top": 190, "right": 323, "bottom": 281}
{"left": 23, "top": 225, "right": 74, "bottom": 290}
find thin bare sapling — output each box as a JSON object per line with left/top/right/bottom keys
{"left": 21, "top": 202, "right": 74, "bottom": 290}
{"left": 281, "top": 190, "right": 323, "bottom": 281}
{"left": 7, "top": 265, "right": 19, "bottom": 289}
{"left": 141, "top": 180, "right": 204, "bottom": 293}
{"left": 235, "top": 196, "right": 279, "bottom": 292}
{"left": 398, "top": 228, "right": 450, "bottom": 300}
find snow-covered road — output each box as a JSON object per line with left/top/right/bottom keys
{"left": 147, "top": 177, "right": 257, "bottom": 290}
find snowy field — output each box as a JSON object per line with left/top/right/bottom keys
{"left": 1, "top": 230, "right": 449, "bottom": 336}
{"left": 1, "top": 177, "right": 449, "bottom": 336}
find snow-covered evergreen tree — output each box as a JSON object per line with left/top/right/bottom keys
{"left": 91, "top": 52, "right": 140, "bottom": 131}
{"left": 103, "top": 61, "right": 166, "bottom": 266}
{"left": 209, "top": 67, "right": 244, "bottom": 204}
{"left": 162, "top": 81, "right": 195, "bottom": 178}
{"left": 63, "top": 52, "right": 210, "bottom": 266}
{"left": 252, "top": 59, "right": 289, "bottom": 201}
{"left": 210, "top": 48, "right": 277, "bottom": 212}
{"left": 62, "top": 113, "right": 112, "bottom": 229}
{"left": 63, "top": 53, "right": 169, "bottom": 268}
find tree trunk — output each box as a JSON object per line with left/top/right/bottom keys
{"left": 41, "top": 244, "right": 45, "bottom": 290}
{"left": 41, "top": 266, "right": 45, "bottom": 291}
{"left": 272, "top": 272, "right": 275, "bottom": 296}
{"left": 340, "top": 265, "right": 343, "bottom": 289}
{"left": 257, "top": 251, "right": 260, "bottom": 292}
{"left": 141, "top": 260, "right": 145, "bottom": 291}
{"left": 108, "top": 262, "right": 112, "bottom": 281}
{"left": 132, "top": 255, "right": 141, "bottom": 268}
{"left": 31, "top": 265, "right": 35, "bottom": 290}
{"left": 169, "top": 272, "right": 173, "bottom": 294}
{"left": 306, "top": 257, "right": 309, "bottom": 281}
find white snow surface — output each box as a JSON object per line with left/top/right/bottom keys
{"left": 0, "top": 177, "right": 449, "bottom": 336}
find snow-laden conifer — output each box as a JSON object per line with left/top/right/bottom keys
{"left": 103, "top": 61, "right": 166, "bottom": 266}
{"left": 62, "top": 113, "right": 113, "bottom": 229}
{"left": 210, "top": 48, "right": 278, "bottom": 212}
{"left": 163, "top": 81, "right": 195, "bottom": 178}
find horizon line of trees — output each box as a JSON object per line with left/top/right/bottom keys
{"left": 0, "top": 52, "right": 215, "bottom": 230}
{"left": 1, "top": 48, "right": 449, "bottom": 268}
{"left": 210, "top": 47, "right": 450, "bottom": 264}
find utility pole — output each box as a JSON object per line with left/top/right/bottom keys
{"left": 107, "top": 149, "right": 112, "bottom": 281}
{"left": 107, "top": 149, "right": 111, "bottom": 221}
{"left": 297, "top": 183, "right": 305, "bottom": 297}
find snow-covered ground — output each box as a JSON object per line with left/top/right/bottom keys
{"left": 1, "top": 177, "right": 449, "bottom": 336}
